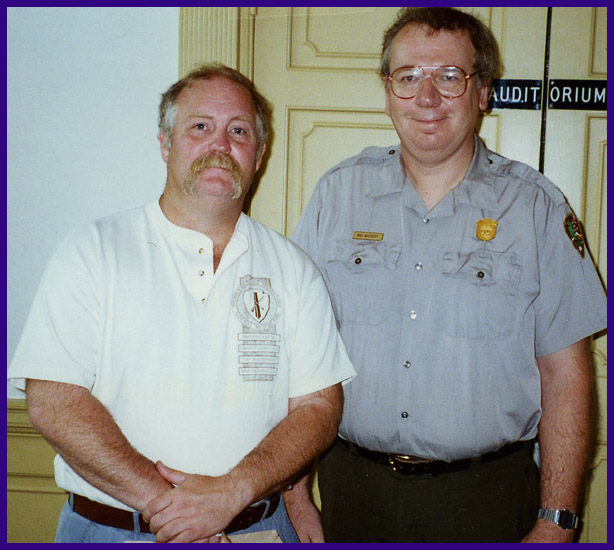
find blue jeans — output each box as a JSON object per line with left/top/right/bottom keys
{"left": 55, "top": 493, "right": 300, "bottom": 543}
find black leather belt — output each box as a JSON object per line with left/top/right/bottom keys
{"left": 72, "top": 492, "right": 280, "bottom": 535}
{"left": 339, "top": 438, "right": 530, "bottom": 476}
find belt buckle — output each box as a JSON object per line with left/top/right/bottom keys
{"left": 388, "top": 454, "right": 414, "bottom": 472}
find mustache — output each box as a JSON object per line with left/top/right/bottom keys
{"left": 190, "top": 151, "right": 243, "bottom": 181}
{"left": 183, "top": 151, "right": 244, "bottom": 199}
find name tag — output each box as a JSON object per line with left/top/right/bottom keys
{"left": 352, "top": 231, "right": 384, "bottom": 241}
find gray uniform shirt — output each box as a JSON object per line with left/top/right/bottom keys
{"left": 292, "top": 136, "right": 606, "bottom": 461}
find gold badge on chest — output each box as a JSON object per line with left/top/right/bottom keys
{"left": 476, "top": 218, "right": 498, "bottom": 241}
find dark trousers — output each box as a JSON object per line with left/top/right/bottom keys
{"left": 318, "top": 438, "right": 539, "bottom": 543}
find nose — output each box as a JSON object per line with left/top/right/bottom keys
{"left": 414, "top": 75, "right": 442, "bottom": 107}
{"left": 209, "top": 128, "right": 231, "bottom": 154}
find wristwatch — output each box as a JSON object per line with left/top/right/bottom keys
{"left": 537, "top": 508, "right": 579, "bottom": 530}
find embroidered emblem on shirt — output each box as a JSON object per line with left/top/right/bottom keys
{"left": 476, "top": 218, "right": 498, "bottom": 241}
{"left": 232, "top": 275, "right": 281, "bottom": 381}
{"left": 563, "top": 214, "right": 585, "bottom": 258}
{"left": 352, "top": 231, "right": 384, "bottom": 241}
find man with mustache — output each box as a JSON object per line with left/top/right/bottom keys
{"left": 8, "top": 64, "right": 355, "bottom": 543}
{"left": 292, "top": 7, "right": 606, "bottom": 543}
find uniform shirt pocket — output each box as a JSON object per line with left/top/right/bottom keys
{"left": 324, "top": 240, "right": 401, "bottom": 325}
{"left": 441, "top": 250, "right": 522, "bottom": 339}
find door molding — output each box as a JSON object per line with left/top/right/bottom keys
{"left": 179, "top": 7, "right": 257, "bottom": 78}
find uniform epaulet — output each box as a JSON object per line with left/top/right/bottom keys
{"left": 486, "top": 150, "right": 567, "bottom": 208}
{"left": 323, "top": 144, "right": 400, "bottom": 177}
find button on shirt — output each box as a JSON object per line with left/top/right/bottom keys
{"left": 292, "top": 137, "right": 607, "bottom": 461}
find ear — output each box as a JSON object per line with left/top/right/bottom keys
{"left": 381, "top": 77, "right": 393, "bottom": 117}
{"left": 478, "top": 81, "right": 491, "bottom": 111}
{"left": 384, "top": 88, "right": 392, "bottom": 117}
{"left": 255, "top": 143, "right": 266, "bottom": 172}
{"left": 158, "top": 130, "right": 171, "bottom": 163}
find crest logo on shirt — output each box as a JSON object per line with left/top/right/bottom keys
{"left": 245, "top": 290, "right": 271, "bottom": 324}
{"left": 232, "top": 275, "right": 281, "bottom": 381}
{"left": 563, "top": 214, "right": 585, "bottom": 258}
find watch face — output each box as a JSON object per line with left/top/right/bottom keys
{"left": 559, "top": 510, "right": 578, "bottom": 530}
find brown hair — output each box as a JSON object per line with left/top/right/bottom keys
{"left": 379, "top": 7, "right": 501, "bottom": 85}
{"left": 158, "top": 64, "right": 272, "bottom": 154}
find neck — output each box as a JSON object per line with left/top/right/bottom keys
{"left": 159, "top": 191, "right": 243, "bottom": 270}
{"left": 404, "top": 162, "right": 465, "bottom": 211}
{"left": 401, "top": 143, "right": 475, "bottom": 211}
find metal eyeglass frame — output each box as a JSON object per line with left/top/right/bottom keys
{"left": 387, "top": 65, "right": 478, "bottom": 99}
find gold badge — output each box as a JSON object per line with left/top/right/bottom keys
{"left": 476, "top": 218, "right": 498, "bottom": 241}
{"left": 352, "top": 231, "right": 384, "bottom": 241}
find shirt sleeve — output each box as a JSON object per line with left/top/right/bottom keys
{"left": 286, "top": 256, "right": 356, "bottom": 399}
{"left": 291, "top": 175, "right": 325, "bottom": 259}
{"left": 7, "top": 229, "right": 101, "bottom": 391}
{"left": 533, "top": 197, "right": 607, "bottom": 357}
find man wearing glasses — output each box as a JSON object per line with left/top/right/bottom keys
{"left": 292, "top": 7, "right": 606, "bottom": 543}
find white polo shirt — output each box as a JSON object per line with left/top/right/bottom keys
{"left": 8, "top": 201, "right": 356, "bottom": 511}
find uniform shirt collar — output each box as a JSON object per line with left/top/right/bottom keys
{"left": 368, "top": 137, "right": 500, "bottom": 216}
{"left": 365, "top": 145, "right": 407, "bottom": 198}
{"left": 454, "top": 135, "right": 500, "bottom": 213}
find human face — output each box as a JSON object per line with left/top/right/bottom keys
{"left": 384, "top": 24, "right": 489, "bottom": 168}
{"left": 159, "top": 77, "right": 264, "bottom": 202}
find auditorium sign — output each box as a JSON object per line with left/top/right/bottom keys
{"left": 489, "top": 80, "right": 542, "bottom": 110}
{"left": 548, "top": 80, "right": 606, "bottom": 110}
{"left": 489, "top": 79, "right": 606, "bottom": 111}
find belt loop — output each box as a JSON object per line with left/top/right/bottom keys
{"left": 261, "top": 497, "right": 271, "bottom": 518}
{"left": 68, "top": 492, "right": 74, "bottom": 509}
{"left": 133, "top": 511, "right": 142, "bottom": 534}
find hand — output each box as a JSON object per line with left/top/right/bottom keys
{"left": 192, "top": 532, "right": 233, "bottom": 543}
{"left": 521, "top": 519, "right": 575, "bottom": 543}
{"left": 141, "top": 461, "right": 247, "bottom": 543}
{"left": 285, "top": 494, "right": 324, "bottom": 543}
{"left": 283, "top": 479, "right": 325, "bottom": 543}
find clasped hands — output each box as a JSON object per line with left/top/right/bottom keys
{"left": 142, "top": 461, "right": 247, "bottom": 543}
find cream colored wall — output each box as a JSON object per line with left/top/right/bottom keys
{"left": 7, "top": 7, "right": 606, "bottom": 543}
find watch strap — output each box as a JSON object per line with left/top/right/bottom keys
{"left": 538, "top": 508, "right": 579, "bottom": 530}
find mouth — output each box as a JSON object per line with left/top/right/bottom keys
{"left": 411, "top": 116, "right": 448, "bottom": 134}
{"left": 413, "top": 116, "right": 446, "bottom": 124}
{"left": 183, "top": 152, "right": 244, "bottom": 199}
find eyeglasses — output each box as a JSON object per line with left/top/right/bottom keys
{"left": 387, "top": 66, "right": 478, "bottom": 99}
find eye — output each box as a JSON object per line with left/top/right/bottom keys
{"left": 438, "top": 69, "right": 463, "bottom": 82}
{"left": 230, "top": 124, "right": 254, "bottom": 138}
{"left": 193, "top": 122, "right": 208, "bottom": 131}
{"left": 395, "top": 68, "right": 421, "bottom": 83}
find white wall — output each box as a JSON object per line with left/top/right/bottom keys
{"left": 7, "top": 7, "right": 180, "bottom": 397}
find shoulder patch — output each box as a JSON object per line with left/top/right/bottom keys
{"left": 563, "top": 214, "right": 585, "bottom": 258}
